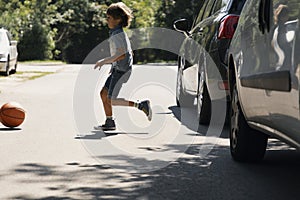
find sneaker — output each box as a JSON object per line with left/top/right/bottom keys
{"left": 138, "top": 100, "right": 152, "bottom": 121}
{"left": 94, "top": 118, "right": 116, "bottom": 131}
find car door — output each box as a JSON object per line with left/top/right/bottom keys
{"left": 179, "top": 0, "right": 215, "bottom": 96}
{"left": 263, "top": 0, "right": 300, "bottom": 140}
{"left": 235, "top": 0, "right": 270, "bottom": 124}
{"left": 190, "top": 0, "right": 218, "bottom": 98}
{"left": 6, "top": 31, "right": 17, "bottom": 64}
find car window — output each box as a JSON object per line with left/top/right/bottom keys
{"left": 194, "top": 0, "right": 210, "bottom": 26}
{"left": 202, "top": 0, "right": 217, "bottom": 19}
{"left": 229, "top": 0, "right": 246, "bottom": 14}
{"left": 269, "top": 0, "right": 299, "bottom": 71}
{"left": 6, "top": 32, "right": 11, "bottom": 43}
{"left": 272, "top": 0, "right": 299, "bottom": 22}
{"left": 211, "top": 0, "right": 230, "bottom": 14}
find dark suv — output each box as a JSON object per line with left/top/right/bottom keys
{"left": 228, "top": 0, "right": 299, "bottom": 162}
{"left": 174, "top": 0, "right": 246, "bottom": 124}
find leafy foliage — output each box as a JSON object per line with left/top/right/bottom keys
{"left": 0, "top": 0, "right": 205, "bottom": 63}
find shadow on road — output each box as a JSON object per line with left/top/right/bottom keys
{"left": 4, "top": 105, "right": 299, "bottom": 199}
{"left": 5, "top": 140, "right": 300, "bottom": 200}
{"left": 168, "top": 105, "right": 229, "bottom": 138}
{"left": 75, "top": 130, "right": 149, "bottom": 140}
{"left": 74, "top": 131, "right": 107, "bottom": 140}
{"left": 0, "top": 127, "right": 22, "bottom": 131}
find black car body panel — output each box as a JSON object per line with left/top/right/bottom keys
{"left": 174, "top": 0, "right": 246, "bottom": 124}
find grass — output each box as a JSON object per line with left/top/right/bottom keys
{"left": 19, "top": 60, "right": 66, "bottom": 64}
{"left": 15, "top": 71, "right": 54, "bottom": 80}
{"left": 0, "top": 71, "right": 54, "bottom": 80}
{"left": 136, "top": 60, "right": 177, "bottom": 65}
{"left": 0, "top": 71, "right": 54, "bottom": 94}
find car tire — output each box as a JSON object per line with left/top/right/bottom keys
{"left": 197, "top": 81, "right": 211, "bottom": 125}
{"left": 230, "top": 83, "right": 268, "bottom": 162}
{"left": 4, "top": 59, "right": 10, "bottom": 76}
{"left": 176, "top": 63, "right": 194, "bottom": 107}
{"left": 11, "top": 61, "right": 17, "bottom": 74}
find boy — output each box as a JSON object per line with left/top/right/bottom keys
{"left": 94, "top": 2, "right": 152, "bottom": 131}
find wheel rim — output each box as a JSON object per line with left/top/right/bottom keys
{"left": 5, "top": 61, "right": 9, "bottom": 76}
{"left": 176, "top": 66, "right": 183, "bottom": 100}
{"left": 197, "top": 71, "right": 204, "bottom": 116}
{"left": 231, "top": 87, "right": 239, "bottom": 149}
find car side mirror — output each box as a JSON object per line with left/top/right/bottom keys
{"left": 10, "top": 40, "right": 17, "bottom": 46}
{"left": 173, "top": 19, "right": 190, "bottom": 34}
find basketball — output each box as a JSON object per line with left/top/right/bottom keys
{"left": 0, "top": 102, "right": 26, "bottom": 128}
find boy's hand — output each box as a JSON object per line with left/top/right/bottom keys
{"left": 94, "top": 59, "right": 105, "bottom": 70}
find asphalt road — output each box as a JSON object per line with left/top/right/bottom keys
{"left": 0, "top": 63, "right": 300, "bottom": 200}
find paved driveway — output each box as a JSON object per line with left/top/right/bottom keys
{"left": 0, "top": 63, "right": 299, "bottom": 200}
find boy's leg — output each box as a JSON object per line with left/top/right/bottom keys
{"left": 96, "top": 87, "right": 116, "bottom": 131}
{"left": 111, "top": 98, "right": 134, "bottom": 107}
{"left": 102, "top": 70, "right": 152, "bottom": 121}
{"left": 111, "top": 98, "right": 152, "bottom": 121}
{"left": 100, "top": 87, "right": 113, "bottom": 117}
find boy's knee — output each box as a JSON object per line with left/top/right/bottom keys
{"left": 111, "top": 99, "right": 116, "bottom": 105}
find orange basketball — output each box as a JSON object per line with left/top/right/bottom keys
{"left": 0, "top": 102, "right": 26, "bottom": 128}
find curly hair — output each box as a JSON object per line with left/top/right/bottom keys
{"left": 107, "top": 2, "right": 133, "bottom": 28}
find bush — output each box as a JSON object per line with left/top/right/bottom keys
{"left": 18, "top": 21, "right": 54, "bottom": 61}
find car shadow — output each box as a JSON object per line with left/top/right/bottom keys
{"left": 168, "top": 105, "right": 229, "bottom": 138}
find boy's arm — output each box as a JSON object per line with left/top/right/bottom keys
{"left": 94, "top": 48, "right": 126, "bottom": 70}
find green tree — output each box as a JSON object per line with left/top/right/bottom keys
{"left": 156, "top": 0, "right": 204, "bottom": 28}
{"left": 54, "top": 0, "right": 163, "bottom": 63}
{"left": 0, "top": 0, "right": 205, "bottom": 63}
{"left": 0, "top": 0, "right": 57, "bottom": 60}
{"left": 53, "top": 0, "right": 108, "bottom": 63}
{"left": 123, "top": 0, "right": 161, "bottom": 28}
{"left": 18, "top": 0, "right": 57, "bottom": 60}
{"left": 0, "top": 0, "right": 24, "bottom": 40}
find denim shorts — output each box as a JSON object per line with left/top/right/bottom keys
{"left": 104, "top": 69, "right": 131, "bottom": 99}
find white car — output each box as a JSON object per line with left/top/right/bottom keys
{"left": 228, "top": 0, "right": 299, "bottom": 162}
{"left": 0, "top": 28, "right": 18, "bottom": 76}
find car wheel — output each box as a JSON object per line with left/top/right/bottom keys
{"left": 176, "top": 62, "right": 194, "bottom": 107}
{"left": 230, "top": 83, "right": 268, "bottom": 162}
{"left": 11, "top": 61, "right": 17, "bottom": 74}
{"left": 197, "top": 79, "right": 211, "bottom": 125}
{"left": 4, "top": 59, "right": 10, "bottom": 76}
